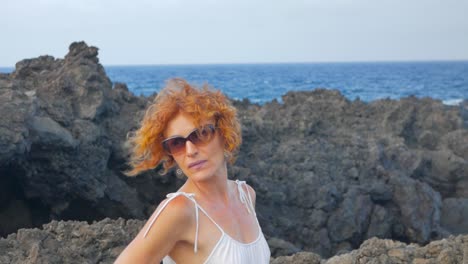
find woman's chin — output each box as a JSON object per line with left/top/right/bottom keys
{"left": 187, "top": 169, "right": 212, "bottom": 182}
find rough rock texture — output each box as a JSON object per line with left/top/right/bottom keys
{"left": 0, "top": 41, "right": 467, "bottom": 259}
{"left": 273, "top": 235, "right": 468, "bottom": 264}
{"left": 1, "top": 218, "right": 468, "bottom": 264}
{"left": 0, "top": 219, "right": 143, "bottom": 264}
{"left": 232, "top": 92, "right": 468, "bottom": 256}
{"left": 0, "top": 42, "right": 183, "bottom": 238}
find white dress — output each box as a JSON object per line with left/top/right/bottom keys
{"left": 143, "top": 180, "right": 271, "bottom": 264}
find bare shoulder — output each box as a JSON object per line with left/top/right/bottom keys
{"left": 145, "top": 194, "right": 196, "bottom": 236}
{"left": 154, "top": 194, "right": 196, "bottom": 218}
{"left": 244, "top": 182, "right": 256, "bottom": 202}
{"left": 233, "top": 180, "right": 257, "bottom": 204}
{"left": 114, "top": 194, "right": 196, "bottom": 264}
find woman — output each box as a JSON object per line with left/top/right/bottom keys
{"left": 115, "top": 78, "right": 270, "bottom": 264}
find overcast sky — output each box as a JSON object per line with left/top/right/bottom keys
{"left": 1, "top": 0, "right": 468, "bottom": 66}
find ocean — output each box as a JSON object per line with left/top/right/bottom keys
{"left": 2, "top": 61, "right": 467, "bottom": 105}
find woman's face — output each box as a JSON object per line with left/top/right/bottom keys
{"left": 163, "top": 112, "right": 227, "bottom": 181}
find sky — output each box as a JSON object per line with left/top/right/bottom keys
{"left": 1, "top": 0, "right": 468, "bottom": 66}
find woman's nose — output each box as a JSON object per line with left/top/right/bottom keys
{"left": 185, "top": 140, "right": 198, "bottom": 156}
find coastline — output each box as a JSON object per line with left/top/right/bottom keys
{"left": 4, "top": 58, "right": 468, "bottom": 106}
{"left": 1, "top": 41, "right": 467, "bottom": 263}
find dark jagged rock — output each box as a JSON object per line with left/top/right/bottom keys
{"left": 231, "top": 90, "right": 467, "bottom": 257}
{"left": 0, "top": 42, "right": 467, "bottom": 260}
{"left": 0, "top": 42, "right": 182, "bottom": 238}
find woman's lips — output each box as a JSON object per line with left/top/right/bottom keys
{"left": 188, "top": 160, "right": 206, "bottom": 169}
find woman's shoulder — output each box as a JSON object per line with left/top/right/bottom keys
{"left": 231, "top": 179, "right": 256, "bottom": 200}
{"left": 115, "top": 193, "right": 196, "bottom": 263}
{"left": 145, "top": 193, "right": 196, "bottom": 232}
{"left": 154, "top": 192, "right": 198, "bottom": 220}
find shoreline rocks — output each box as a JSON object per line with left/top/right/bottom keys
{"left": 1, "top": 218, "right": 467, "bottom": 264}
{"left": 0, "top": 41, "right": 467, "bottom": 260}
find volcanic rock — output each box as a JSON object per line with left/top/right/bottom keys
{"left": 0, "top": 42, "right": 183, "bottom": 238}
{"left": 0, "top": 41, "right": 467, "bottom": 259}
{"left": 1, "top": 218, "right": 468, "bottom": 264}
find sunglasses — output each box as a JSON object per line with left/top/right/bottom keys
{"left": 162, "top": 124, "right": 217, "bottom": 155}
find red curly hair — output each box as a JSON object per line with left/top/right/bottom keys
{"left": 124, "top": 78, "right": 242, "bottom": 176}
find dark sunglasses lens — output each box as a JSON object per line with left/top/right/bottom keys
{"left": 193, "top": 125, "right": 215, "bottom": 143}
{"left": 164, "top": 137, "right": 186, "bottom": 154}
{"left": 163, "top": 125, "right": 216, "bottom": 155}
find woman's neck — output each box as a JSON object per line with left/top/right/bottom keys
{"left": 184, "top": 171, "right": 234, "bottom": 207}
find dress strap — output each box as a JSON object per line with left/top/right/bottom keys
{"left": 235, "top": 180, "right": 256, "bottom": 216}
{"left": 143, "top": 192, "right": 200, "bottom": 253}
{"left": 194, "top": 204, "right": 225, "bottom": 233}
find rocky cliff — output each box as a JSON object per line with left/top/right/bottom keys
{"left": 0, "top": 41, "right": 467, "bottom": 261}
{"left": 0, "top": 42, "right": 183, "bottom": 238}
{"left": 233, "top": 89, "right": 468, "bottom": 256}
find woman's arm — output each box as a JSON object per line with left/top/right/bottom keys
{"left": 114, "top": 196, "right": 195, "bottom": 264}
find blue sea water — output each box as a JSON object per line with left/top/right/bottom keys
{"left": 2, "top": 61, "right": 467, "bottom": 105}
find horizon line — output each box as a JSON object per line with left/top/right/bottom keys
{"left": 104, "top": 59, "right": 468, "bottom": 67}
{"left": 1, "top": 58, "right": 468, "bottom": 68}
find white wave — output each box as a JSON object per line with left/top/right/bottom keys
{"left": 442, "top": 99, "right": 464, "bottom": 106}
